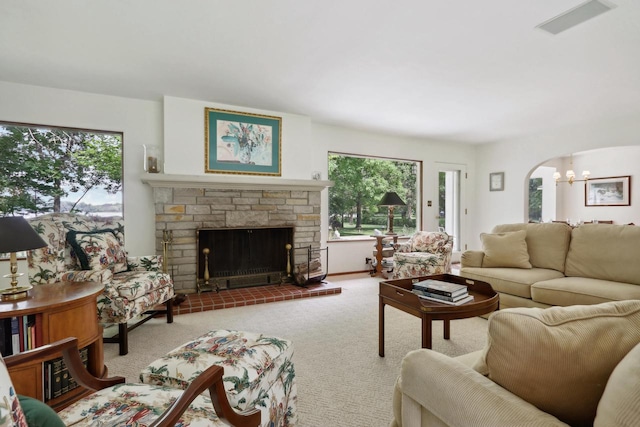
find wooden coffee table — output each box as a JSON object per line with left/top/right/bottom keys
{"left": 379, "top": 274, "right": 499, "bottom": 356}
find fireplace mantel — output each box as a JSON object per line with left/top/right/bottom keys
{"left": 141, "top": 173, "right": 333, "bottom": 191}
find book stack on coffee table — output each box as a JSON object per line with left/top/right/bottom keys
{"left": 411, "top": 279, "right": 474, "bottom": 305}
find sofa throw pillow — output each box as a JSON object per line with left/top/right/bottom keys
{"left": 473, "top": 301, "right": 640, "bottom": 427}
{"left": 480, "top": 230, "right": 532, "bottom": 269}
{"left": 594, "top": 342, "right": 640, "bottom": 427}
{"left": 67, "top": 229, "right": 128, "bottom": 273}
{"left": 493, "top": 222, "right": 572, "bottom": 272}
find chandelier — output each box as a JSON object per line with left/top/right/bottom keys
{"left": 553, "top": 155, "right": 590, "bottom": 185}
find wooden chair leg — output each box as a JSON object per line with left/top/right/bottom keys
{"left": 119, "top": 323, "right": 128, "bottom": 356}
{"left": 166, "top": 298, "right": 174, "bottom": 324}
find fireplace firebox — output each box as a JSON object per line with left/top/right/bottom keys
{"left": 196, "top": 227, "right": 294, "bottom": 291}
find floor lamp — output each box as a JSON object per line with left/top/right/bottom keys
{"left": 378, "top": 192, "right": 406, "bottom": 235}
{"left": 0, "top": 217, "right": 48, "bottom": 301}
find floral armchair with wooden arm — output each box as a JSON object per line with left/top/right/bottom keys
{"left": 2, "top": 337, "right": 260, "bottom": 427}
{"left": 27, "top": 213, "right": 174, "bottom": 356}
{"left": 392, "top": 231, "right": 454, "bottom": 279}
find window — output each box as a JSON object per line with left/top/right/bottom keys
{"left": 0, "top": 122, "right": 123, "bottom": 218}
{"left": 328, "top": 152, "right": 420, "bottom": 237}
{"left": 529, "top": 177, "right": 543, "bottom": 223}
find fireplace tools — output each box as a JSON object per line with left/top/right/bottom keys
{"left": 161, "top": 229, "right": 173, "bottom": 277}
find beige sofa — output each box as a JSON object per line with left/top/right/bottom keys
{"left": 391, "top": 300, "right": 640, "bottom": 427}
{"left": 459, "top": 222, "right": 640, "bottom": 310}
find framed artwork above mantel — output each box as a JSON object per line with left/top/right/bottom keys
{"left": 204, "top": 108, "right": 282, "bottom": 176}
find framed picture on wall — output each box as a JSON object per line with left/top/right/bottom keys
{"left": 585, "top": 176, "right": 631, "bottom": 207}
{"left": 204, "top": 108, "right": 282, "bottom": 176}
{"left": 489, "top": 172, "right": 504, "bottom": 191}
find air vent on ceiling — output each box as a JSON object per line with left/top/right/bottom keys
{"left": 536, "top": 0, "right": 616, "bottom": 35}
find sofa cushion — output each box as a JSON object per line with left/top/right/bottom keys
{"left": 474, "top": 301, "right": 640, "bottom": 427}
{"left": 594, "top": 342, "right": 640, "bottom": 427}
{"left": 532, "top": 276, "right": 640, "bottom": 307}
{"left": 58, "top": 383, "right": 230, "bottom": 426}
{"left": 480, "top": 230, "right": 532, "bottom": 269}
{"left": 565, "top": 224, "right": 640, "bottom": 286}
{"left": 461, "top": 267, "right": 564, "bottom": 299}
{"left": 67, "top": 229, "right": 128, "bottom": 273}
{"left": 493, "top": 222, "right": 572, "bottom": 272}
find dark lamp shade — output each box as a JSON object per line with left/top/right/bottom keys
{"left": 0, "top": 217, "right": 48, "bottom": 253}
{"left": 378, "top": 192, "right": 406, "bottom": 207}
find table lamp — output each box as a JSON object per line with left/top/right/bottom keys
{"left": 0, "top": 216, "right": 48, "bottom": 301}
{"left": 378, "top": 192, "right": 406, "bottom": 235}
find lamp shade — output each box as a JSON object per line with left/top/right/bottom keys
{"left": 0, "top": 216, "right": 47, "bottom": 253}
{"left": 378, "top": 192, "right": 406, "bottom": 207}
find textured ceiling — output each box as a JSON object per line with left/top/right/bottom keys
{"left": 1, "top": 0, "right": 639, "bottom": 143}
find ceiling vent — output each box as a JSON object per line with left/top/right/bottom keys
{"left": 536, "top": 0, "right": 616, "bottom": 35}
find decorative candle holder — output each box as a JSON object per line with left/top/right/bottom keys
{"left": 143, "top": 144, "right": 161, "bottom": 173}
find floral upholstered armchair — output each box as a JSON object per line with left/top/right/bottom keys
{"left": 393, "top": 231, "right": 453, "bottom": 279}
{"left": 27, "top": 213, "right": 174, "bottom": 355}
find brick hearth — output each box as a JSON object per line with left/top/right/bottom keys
{"left": 173, "top": 281, "right": 342, "bottom": 315}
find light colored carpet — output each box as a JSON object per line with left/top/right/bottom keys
{"left": 104, "top": 273, "right": 489, "bottom": 427}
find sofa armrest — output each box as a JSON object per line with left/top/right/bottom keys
{"left": 460, "top": 250, "right": 484, "bottom": 268}
{"left": 128, "top": 255, "right": 163, "bottom": 272}
{"left": 396, "top": 349, "right": 569, "bottom": 427}
{"left": 59, "top": 269, "right": 113, "bottom": 283}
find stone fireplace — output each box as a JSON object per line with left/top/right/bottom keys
{"left": 142, "top": 174, "right": 330, "bottom": 293}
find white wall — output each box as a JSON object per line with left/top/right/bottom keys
{"left": 163, "top": 96, "right": 323, "bottom": 179}
{"left": 471, "top": 114, "right": 640, "bottom": 249}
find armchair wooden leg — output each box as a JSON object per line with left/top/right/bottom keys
{"left": 166, "top": 298, "right": 174, "bottom": 324}
{"left": 119, "top": 323, "right": 128, "bottom": 356}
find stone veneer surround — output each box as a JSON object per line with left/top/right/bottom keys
{"left": 144, "top": 174, "right": 330, "bottom": 293}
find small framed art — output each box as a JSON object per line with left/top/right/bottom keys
{"left": 585, "top": 176, "right": 631, "bottom": 207}
{"left": 205, "top": 108, "right": 282, "bottom": 176}
{"left": 490, "top": 172, "right": 504, "bottom": 191}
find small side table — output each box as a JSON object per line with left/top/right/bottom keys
{"left": 371, "top": 234, "right": 398, "bottom": 277}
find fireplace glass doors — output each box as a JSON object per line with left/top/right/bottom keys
{"left": 196, "top": 227, "right": 294, "bottom": 291}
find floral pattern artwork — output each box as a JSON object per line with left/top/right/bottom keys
{"left": 217, "top": 120, "right": 273, "bottom": 166}
{"left": 393, "top": 231, "right": 453, "bottom": 279}
{"left": 57, "top": 383, "right": 232, "bottom": 427}
{"left": 26, "top": 213, "right": 174, "bottom": 325}
{"left": 140, "top": 330, "right": 297, "bottom": 427}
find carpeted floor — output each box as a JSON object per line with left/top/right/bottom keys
{"left": 104, "top": 273, "right": 488, "bottom": 427}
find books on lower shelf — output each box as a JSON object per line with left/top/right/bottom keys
{"left": 43, "top": 347, "right": 89, "bottom": 401}
{"left": 0, "top": 315, "right": 41, "bottom": 356}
